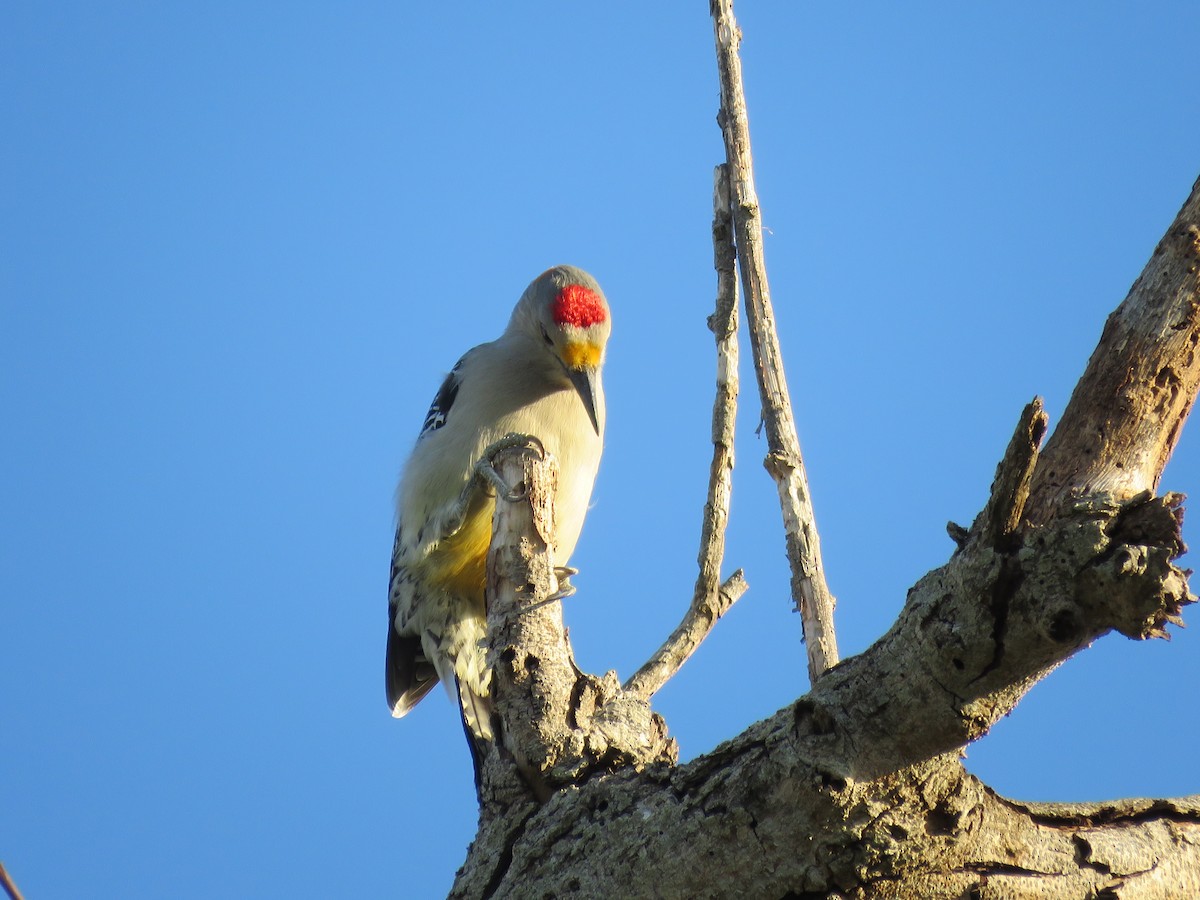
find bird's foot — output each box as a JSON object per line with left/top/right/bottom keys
{"left": 548, "top": 566, "right": 579, "bottom": 601}
{"left": 475, "top": 433, "right": 546, "bottom": 501}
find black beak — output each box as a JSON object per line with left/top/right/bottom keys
{"left": 568, "top": 367, "right": 602, "bottom": 435}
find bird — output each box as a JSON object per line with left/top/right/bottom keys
{"left": 386, "top": 264, "right": 611, "bottom": 757}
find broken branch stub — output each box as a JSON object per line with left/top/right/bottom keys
{"left": 973, "top": 397, "right": 1049, "bottom": 548}
{"left": 484, "top": 444, "right": 576, "bottom": 800}
{"left": 481, "top": 442, "right": 676, "bottom": 809}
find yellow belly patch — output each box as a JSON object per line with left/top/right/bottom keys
{"left": 423, "top": 498, "right": 494, "bottom": 597}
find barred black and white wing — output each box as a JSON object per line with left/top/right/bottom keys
{"left": 385, "top": 524, "right": 439, "bottom": 717}
{"left": 386, "top": 355, "right": 468, "bottom": 717}
{"left": 419, "top": 357, "right": 463, "bottom": 438}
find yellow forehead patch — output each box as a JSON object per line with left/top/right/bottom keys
{"left": 563, "top": 340, "right": 601, "bottom": 370}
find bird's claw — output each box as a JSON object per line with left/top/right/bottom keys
{"left": 475, "top": 459, "right": 524, "bottom": 501}
{"left": 475, "top": 433, "right": 546, "bottom": 501}
{"left": 548, "top": 566, "right": 579, "bottom": 601}
{"left": 489, "top": 433, "right": 546, "bottom": 460}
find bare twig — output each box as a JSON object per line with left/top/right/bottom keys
{"left": 625, "top": 572, "right": 748, "bottom": 700}
{"left": 626, "top": 165, "right": 747, "bottom": 699}
{"left": 0, "top": 862, "right": 25, "bottom": 900}
{"left": 711, "top": 0, "right": 839, "bottom": 682}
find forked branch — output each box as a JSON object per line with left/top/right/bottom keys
{"left": 626, "top": 165, "right": 748, "bottom": 699}
{"left": 711, "top": 0, "right": 839, "bottom": 682}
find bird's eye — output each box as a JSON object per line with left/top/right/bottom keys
{"left": 540, "top": 326, "right": 554, "bottom": 347}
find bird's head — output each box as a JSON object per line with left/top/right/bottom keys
{"left": 514, "top": 265, "right": 611, "bottom": 434}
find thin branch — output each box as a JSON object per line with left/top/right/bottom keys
{"left": 0, "top": 863, "right": 25, "bottom": 900}
{"left": 625, "top": 572, "right": 748, "bottom": 700}
{"left": 711, "top": 0, "right": 839, "bottom": 682}
{"left": 625, "top": 165, "right": 747, "bottom": 699}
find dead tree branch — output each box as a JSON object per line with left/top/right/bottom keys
{"left": 1027, "top": 176, "right": 1200, "bottom": 521}
{"left": 711, "top": 0, "right": 839, "bottom": 683}
{"left": 462, "top": 752, "right": 1200, "bottom": 898}
{"left": 626, "top": 165, "right": 748, "bottom": 699}
{"left": 474, "top": 443, "right": 677, "bottom": 813}
{"left": 448, "top": 4, "right": 1200, "bottom": 894}
{"left": 455, "top": 167, "right": 1200, "bottom": 895}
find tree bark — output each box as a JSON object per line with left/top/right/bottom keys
{"left": 464, "top": 759, "right": 1200, "bottom": 899}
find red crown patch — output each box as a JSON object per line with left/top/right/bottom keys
{"left": 553, "top": 284, "right": 607, "bottom": 328}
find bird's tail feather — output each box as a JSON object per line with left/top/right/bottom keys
{"left": 456, "top": 676, "right": 494, "bottom": 794}
{"left": 386, "top": 627, "right": 439, "bottom": 717}
{"left": 457, "top": 676, "right": 493, "bottom": 742}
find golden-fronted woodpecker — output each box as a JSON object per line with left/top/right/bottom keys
{"left": 386, "top": 264, "right": 611, "bottom": 749}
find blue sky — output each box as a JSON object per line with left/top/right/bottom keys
{"left": 3, "top": 4, "right": 1199, "bottom": 897}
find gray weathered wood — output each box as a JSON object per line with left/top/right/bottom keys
{"left": 711, "top": 0, "right": 840, "bottom": 683}
{"left": 625, "top": 165, "right": 748, "bottom": 700}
